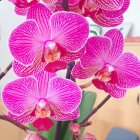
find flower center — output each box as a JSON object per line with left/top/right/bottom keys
{"left": 42, "top": 41, "right": 61, "bottom": 63}
{"left": 35, "top": 99, "right": 51, "bottom": 118}
{"left": 94, "top": 64, "right": 115, "bottom": 83}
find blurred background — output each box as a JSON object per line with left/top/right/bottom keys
{"left": 0, "top": 0, "right": 140, "bottom": 140}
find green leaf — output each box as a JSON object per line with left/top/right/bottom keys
{"left": 78, "top": 91, "right": 96, "bottom": 137}
{"left": 60, "top": 91, "right": 97, "bottom": 140}
{"left": 78, "top": 91, "right": 96, "bottom": 122}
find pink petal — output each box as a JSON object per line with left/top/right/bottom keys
{"left": 69, "top": 123, "right": 81, "bottom": 136}
{"left": 45, "top": 61, "right": 67, "bottom": 72}
{"left": 105, "top": 29, "right": 124, "bottom": 63}
{"left": 92, "top": 0, "right": 123, "bottom": 10}
{"left": 69, "top": 0, "right": 80, "bottom": 5}
{"left": 114, "top": 52, "right": 140, "bottom": 88}
{"left": 91, "top": 10, "right": 123, "bottom": 27}
{"left": 92, "top": 79, "right": 126, "bottom": 98}
{"left": 27, "top": 3, "right": 51, "bottom": 40}
{"left": 105, "top": 83, "right": 126, "bottom": 98}
{"left": 43, "top": 0, "right": 58, "bottom": 4}
{"left": 9, "top": 20, "right": 43, "bottom": 65}
{"left": 13, "top": 56, "right": 46, "bottom": 77}
{"left": 50, "top": 11, "right": 89, "bottom": 52}
{"left": 15, "top": 7, "right": 29, "bottom": 16}
{"left": 81, "top": 37, "right": 111, "bottom": 68}
{"left": 34, "top": 70, "right": 56, "bottom": 98}
{"left": 72, "top": 62, "right": 99, "bottom": 79}
{"left": 51, "top": 108, "right": 80, "bottom": 121}
{"left": 103, "top": 0, "right": 130, "bottom": 18}
{"left": 47, "top": 77, "right": 82, "bottom": 113}
{"left": 8, "top": 112, "right": 37, "bottom": 124}
{"left": 2, "top": 77, "right": 39, "bottom": 115}
{"left": 60, "top": 47, "right": 85, "bottom": 63}
{"left": 24, "top": 133, "right": 41, "bottom": 140}
{"left": 33, "top": 118, "right": 54, "bottom": 131}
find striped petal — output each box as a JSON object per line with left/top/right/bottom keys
{"left": 60, "top": 47, "right": 85, "bottom": 63}
{"left": 103, "top": 0, "right": 130, "bottom": 18}
{"left": 114, "top": 52, "right": 140, "bottom": 88}
{"left": 15, "top": 7, "right": 29, "bottom": 16}
{"left": 92, "top": 0, "right": 124, "bottom": 10}
{"left": 80, "top": 36, "right": 111, "bottom": 68}
{"left": 105, "top": 29, "right": 124, "bottom": 63}
{"left": 50, "top": 11, "right": 89, "bottom": 52}
{"left": 27, "top": 3, "right": 51, "bottom": 40}
{"left": 2, "top": 77, "right": 39, "bottom": 115}
{"left": 34, "top": 70, "right": 56, "bottom": 98}
{"left": 91, "top": 10, "right": 123, "bottom": 27}
{"left": 13, "top": 56, "right": 46, "bottom": 77}
{"left": 47, "top": 77, "right": 82, "bottom": 113}
{"left": 51, "top": 108, "right": 80, "bottom": 121}
{"left": 9, "top": 20, "right": 43, "bottom": 65}
{"left": 8, "top": 112, "right": 37, "bottom": 124}
{"left": 72, "top": 62, "right": 99, "bottom": 79}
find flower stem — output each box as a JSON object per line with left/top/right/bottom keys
{"left": 62, "top": 0, "right": 69, "bottom": 11}
{"left": 54, "top": 121, "right": 62, "bottom": 140}
{"left": 79, "top": 95, "right": 111, "bottom": 124}
{"left": 0, "top": 114, "right": 47, "bottom": 140}
{"left": 0, "top": 62, "right": 12, "bottom": 80}
{"left": 79, "top": 81, "right": 92, "bottom": 89}
{"left": 54, "top": 62, "right": 75, "bottom": 140}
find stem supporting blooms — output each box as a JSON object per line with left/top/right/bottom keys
{"left": 0, "top": 62, "right": 12, "bottom": 80}
{"left": 0, "top": 115, "right": 47, "bottom": 140}
{"left": 80, "top": 95, "right": 111, "bottom": 124}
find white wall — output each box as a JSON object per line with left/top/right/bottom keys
{"left": 123, "top": 0, "right": 140, "bottom": 36}
{"left": 0, "top": 0, "right": 25, "bottom": 85}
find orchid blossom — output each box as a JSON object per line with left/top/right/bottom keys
{"left": 2, "top": 70, "right": 82, "bottom": 131}
{"left": 72, "top": 29, "right": 140, "bottom": 98}
{"left": 8, "top": 0, "right": 39, "bottom": 15}
{"left": 65, "top": 0, "right": 130, "bottom": 27}
{"left": 9, "top": 3, "right": 89, "bottom": 76}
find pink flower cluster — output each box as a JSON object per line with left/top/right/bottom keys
{"left": 9, "top": 0, "right": 129, "bottom": 27}
{"left": 1, "top": 0, "right": 140, "bottom": 139}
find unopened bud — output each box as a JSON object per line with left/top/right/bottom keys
{"left": 69, "top": 123, "right": 81, "bottom": 136}
{"left": 24, "top": 133, "right": 41, "bottom": 140}
{"left": 82, "top": 133, "right": 97, "bottom": 140}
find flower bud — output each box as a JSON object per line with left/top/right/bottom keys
{"left": 82, "top": 133, "right": 97, "bottom": 140}
{"left": 24, "top": 133, "right": 41, "bottom": 140}
{"left": 69, "top": 123, "right": 81, "bottom": 136}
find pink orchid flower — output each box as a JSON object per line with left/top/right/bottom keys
{"left": 8, "top": 0, "right": 39, "bottom": 15}
{"left": 2, "top": 70, "right": 82, "bottom": 131}
{"left": 67, "top": 0, "right": 130, "bottom": 27}
{"left": 9, "top": 3, "right": 89, "bottom": 76}
{"left": 72, "top": 29, "right": 140, "bottom": 98}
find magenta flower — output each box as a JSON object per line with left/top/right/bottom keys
{"left": 72, "top": 29, "right": 140, "bottom": 98}
{"left": 9, "top": 3, "right": 89, "bottom": 76}
{"left": 8, "top": 0, "right": 39, "bottom": 15}
{"left": 68, "top": 0, "right": 130, "bottom": 27}
{"left": 2, "top": 70, "right": 82, "bottom": 131}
